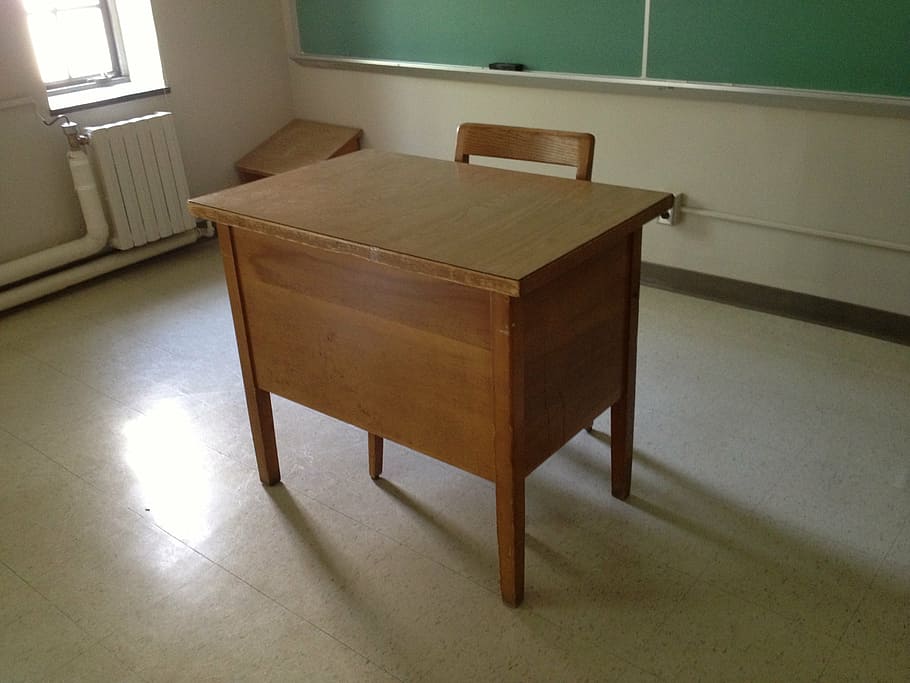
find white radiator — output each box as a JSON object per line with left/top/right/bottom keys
{"left": 84, "top": 112, "right": 195, "bottom": 250}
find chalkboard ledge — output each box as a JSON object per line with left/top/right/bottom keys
{"left": 292, "top": 54, "right": 910, "bottom": 120}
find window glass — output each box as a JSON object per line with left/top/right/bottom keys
{"left": 24, "top": 0, "right": 122, "bottom": 89}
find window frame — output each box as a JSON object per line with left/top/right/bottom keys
{"left": 23, "top": 0, "right": 167, "bottom": 114}
{"left": 26, "top": 0, "right": 131, "bottom": 95}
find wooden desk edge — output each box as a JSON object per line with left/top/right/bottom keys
{"left": 189, "top": 202, "right": 521, "bottom": 296}
{"left": 520, "top": 195, "right": 674, "bottom": 293}
{"left": 189, "top": 193, "right": 673, "bottom": 298}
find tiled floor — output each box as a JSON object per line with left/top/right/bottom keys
{"left": 0, "top": 239, "right": 907, "bottom": 682}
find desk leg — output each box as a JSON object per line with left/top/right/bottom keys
{"left": 217, "top": 223, "right": 281, "bottom": 485}
{"left": 611, "top": 230, "right": 642, "bottom": 500}
{"left": 368, "top": 433, "right": 383, "bottom": 479}
{"left": 492, "top": 294, "right": 526, "bottom": 606}
{"left": 495, "top": 470, "right": 525, "bottom": 607}
{"left": 245, "top": 386, "right": 280, "bottom": 485}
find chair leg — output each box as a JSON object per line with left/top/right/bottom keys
{"left": 368, "top": 432, "right": 383, "bottom": 479}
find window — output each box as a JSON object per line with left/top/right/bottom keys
{"left": 25, "top": 0, "right": 126, "bottom": 93}
{"left": 22, "top": 0, "right": 167, "bottom": 113}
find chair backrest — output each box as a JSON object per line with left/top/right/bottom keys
{"left": 454, "top": 123, "right": 595, "bottom": 181}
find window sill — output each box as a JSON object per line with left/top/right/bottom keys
{"left": 48, "top": 82, "right": 170, "bottom": 115}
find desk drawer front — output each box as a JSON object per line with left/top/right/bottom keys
{"left": 232, "top": 230, "right": 496, "bottom": 479}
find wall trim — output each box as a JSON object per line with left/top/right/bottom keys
{"left": 291, "top": 55, "right": 910, "bottom": 120}
{"left": 640, "top": 262, "right": 910, "bottom": 346}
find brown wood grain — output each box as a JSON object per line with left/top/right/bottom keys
{"left": 610, "top": 231, "right": 643, "bottom": 500}
{"left": 197, "top": 152, "right": 670, "bottom": 605}
{"left": 191, "top": 150, "right": 672, "bottom": 296}
{"left": 368, "top": 432, "right": 383, "bottom": 480}
{"left": 235, "top": 119, "right": 362, "bottom": 180}
{"left": 455, "top": 122, "right": 595, "bottom": 181}
{"left": 233, "top": 229, "right": 497, "bottom": 480}
{"left": 519, "top": 237, "right": 630, "bottom": 476}
{"left": 217, "top": 224, "right": 280, "bottom": 485}
{"left": 491, "top": 293, "right": 525, "bottom": 606}
{"left": 235, "top": 231, "right": 492, "bottom": 350}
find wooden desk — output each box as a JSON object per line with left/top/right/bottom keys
{"left": 234, "top": 119, "right": 362, "bottom": 182}
{"left": 189, "top": 150, "right": 672, "bottom": 606}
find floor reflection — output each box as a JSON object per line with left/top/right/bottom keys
{"left": 122, "top": 399, "right": 212, "bottom": 544}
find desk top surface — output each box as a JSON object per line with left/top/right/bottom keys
{"left": 190, "top": 150, "right": 672, "bottom": 295}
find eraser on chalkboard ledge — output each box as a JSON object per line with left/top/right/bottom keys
{"left": 489, "top": 62, "right": 525, "bottom": 71}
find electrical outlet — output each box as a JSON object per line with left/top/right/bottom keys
{"left": 657, "top": 193, "right": 684, "bottom": 225}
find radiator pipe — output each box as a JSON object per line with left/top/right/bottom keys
{"left": 0, "top": 227, "right": 208, "bottom": 313}
{"left": 61, "top": 121, "right": 89, "bottom": 149}
{"left": 0, "top": 147, "right": 110, "bottom": 288}
{"left": 679, "top": 206, "right": 910, "bottom": 254}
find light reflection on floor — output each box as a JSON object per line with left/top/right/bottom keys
{"left": 1, "top": 241, "right": 908, "bottom": 680}
{"left": 122, "top": 399, "right": 212, "bottom": 545}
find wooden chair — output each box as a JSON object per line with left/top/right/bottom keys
{"left": 453, "top": 122, "right": 595, "bottom": 180}
{"left": 367, "top": 122, "right": 597, "bottom": 480}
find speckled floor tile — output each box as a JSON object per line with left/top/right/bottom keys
{"left": 1, "top": 241, "right": 907, "bottom": 681}
{"left": 0, "top": 568, "right": 95, "bottom": 682}
{"left": 43, "top": 643, "right": 144, "bottom": 683}
{"left": 636, "top": 582, "right": 839, "bottom": 682}
{"left": 99, "top": 562, "right": 394, "bottom": 682}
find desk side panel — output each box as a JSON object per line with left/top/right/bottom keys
{"left": 519, "top": 238, "right": 629, "bottom": 475}
{"left": 232, "top": 229, "right": 496, "bottom": 479}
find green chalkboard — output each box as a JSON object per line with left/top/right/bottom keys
{"left": 296, "top": 0, "right": 910, "bottom": 99}
{"left": 648, "top": 1, "right": 910, "bottom": 97}
{"left": 297, "top": 0, "right": 645, "bottom": 77}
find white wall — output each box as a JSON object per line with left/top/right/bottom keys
{"left": 0, "top": 0, "right": 293, "bottom": 264}
{"left": 5, "top": 1, "right": 907, "bottom": 317}
{"left": 288, "top": 65, "right": 910, "bottom": 316}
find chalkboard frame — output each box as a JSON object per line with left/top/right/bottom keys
{"left": 289, "top": 1, "right": 910, "bottom": 118}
